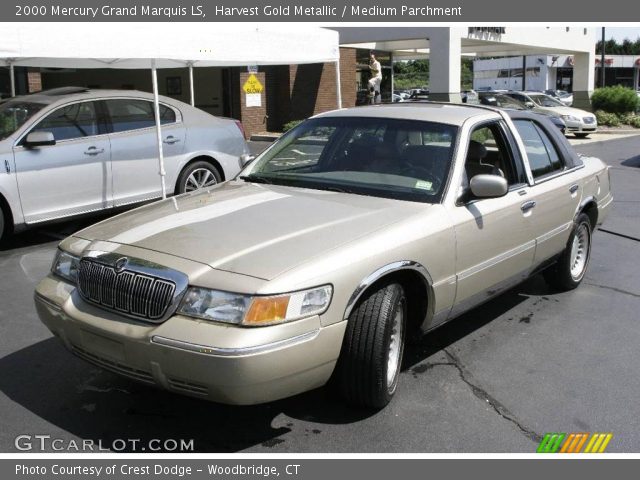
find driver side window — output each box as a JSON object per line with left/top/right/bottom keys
{"left": 32, "top": 102, "right": 99, "bottom": 141}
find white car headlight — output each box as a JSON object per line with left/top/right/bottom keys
{"left": 177, "top": 285, "right": 333, "bottom": 326}
{"left": 51, "top": 249, "right": 80, "bottom": 284}
{"left": 561, "top": 114, "right": 580, "bottom": 122}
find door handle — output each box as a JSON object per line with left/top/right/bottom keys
{"left": 84, "top": 147, "right": 104, "bottom": 156}
{"left": 163, "top": 136, "right": 180, "bottom": 144}
{"left": 4, "top": 159, "right": 9, "bottom": 174}
{"left": 521, "top": 200, "right": 537, "bottom": 212}
{"left": 569, "top": 184, "right": 579, "bottom": 194}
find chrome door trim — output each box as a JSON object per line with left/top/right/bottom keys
{"left": 457, "top": 240, "right": 536, "bottom": 282}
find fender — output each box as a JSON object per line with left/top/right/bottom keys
{"left": 343, "top": 260, "right": 434, "bottom": 321}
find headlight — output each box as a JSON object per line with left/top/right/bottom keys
{"left": 561, "top": 114, "right": 580, "bottom": 122}
{"left": 51, "top": 249, "right": 80, "bottom": 284}
{"left": 177, "top": 285, "right": 333, "bottom": 326}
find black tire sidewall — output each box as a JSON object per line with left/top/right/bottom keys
{"left": 177, "top": 161, "right": 221, "bottom": 194}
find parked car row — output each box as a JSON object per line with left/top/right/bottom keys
{"left": 0, "top": 87, "right": 249, "bottom": 240}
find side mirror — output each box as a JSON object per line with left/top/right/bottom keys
{"left": 240, "top": 154, "right": 255, "bottom": 167}
{"left": 524, "top": 101, "right": 535, "bottom": 109}
{"left": 470, "top": 174, "right": 508, "bottom": 198}
{"left": 24, "top": 131, "right": 56, "bottom": 147}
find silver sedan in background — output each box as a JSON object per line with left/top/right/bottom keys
{"left": 0, "top": 87, "right": 249, "bottom": 239}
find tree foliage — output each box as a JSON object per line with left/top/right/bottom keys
{"left": 596, "top": 37, "right": 640, "bottom": 55}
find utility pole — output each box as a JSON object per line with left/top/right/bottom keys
{"left": 600, "top": 27, "right": 606, "bottom": 88}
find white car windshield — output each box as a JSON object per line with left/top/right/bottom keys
{"left": 241, "top": 117, "right": 459, "bottom": 203}
{"left": 529, "top": 94, "right": 565, "bottom": 108}
{"left": 0, "top": 100, "right": 47, "bottom": 141}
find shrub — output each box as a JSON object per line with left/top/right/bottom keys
{"left": 594, "top": 110, "right": 620, "bottom": 127}
{"left": 282, "top": 120, "right": 304, "bottom": 132}
{"left": 628, "top": 115, "right": 640, "bottom": 129}
{"left": 591, "top": 86, "right": 639, "bottom": 114}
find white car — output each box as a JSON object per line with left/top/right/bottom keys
{"left": 506, "top": 91, "right": 597, "bottom": 138}
{"left": 0, "top": 87, "right": 249, "bottom": 239}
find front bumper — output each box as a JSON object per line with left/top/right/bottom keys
{"left": 35, "top": 275, "right": 347, "bottom": 405}
{"left": 565, "top": 119, "right": 597, "bottom": 133}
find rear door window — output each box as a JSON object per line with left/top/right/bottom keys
{"left": 105, "top": 99, "right": 176, "bottom": 133}
{"left": 513, "top": 119, "right": 565, "bottom": 179}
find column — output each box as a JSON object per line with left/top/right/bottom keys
{"left": 428, "top": 28, "right": 463, "bottom": 103}
{"left": 572, "top": 51, "right": 596, "bottom": 111}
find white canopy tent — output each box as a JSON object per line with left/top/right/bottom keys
{"left": 1, "top": 23, "right": 341, "bottom": 198}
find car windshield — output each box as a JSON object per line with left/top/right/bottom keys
{"left": 480, "top": 94, "right": 525, "bottom": 110}
{"left": 529, "top": 94, "right": 565, "bottom": 107}
{"left": 0, "top": 100, "right": 47, "bottom": 141}
{"left": 242, "top": 117, "right": 458, "bottom": 203}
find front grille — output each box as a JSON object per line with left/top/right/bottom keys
{"left": 583, "top": 117, "right": 595, "bottom": 124}
{"left": 78, "top": 259, "right": 176, "bottom": 321}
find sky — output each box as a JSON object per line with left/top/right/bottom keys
{"left": 598, "top": 27, "right": 640, "bottom": 42}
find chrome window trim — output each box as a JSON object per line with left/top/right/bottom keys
{"left": 533, "top": 163, "right": 584, "bottom": 185}
{"left": 151, "top": 329, "right": 320, "bottom": 357}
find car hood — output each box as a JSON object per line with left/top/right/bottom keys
{"left": 535, "top": 105, "right": 594, "bottom": 118}
{"left": 74, "top": 181, "right": 428, "bottom": 280}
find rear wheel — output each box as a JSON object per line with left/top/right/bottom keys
{"left": 335, "top": 282, "right": 407, "bottom": 409}
{"left": 177, "top": 161, "right": 222, "bottom": 194}
{"left": 544, "top": 213, "right": 592, "bottom": 291}
{"left": 0, "top": 205, "right": 7, "bottom": 243}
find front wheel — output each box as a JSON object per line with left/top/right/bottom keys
{"left": 176, "top": 161, "right": 222, "bottom": 194}
{"left": 544, "top": 213, "right": 592, "bottom": 291}
{"left": 335, "top": 282, "right": 407, "bottom": 409}
{"left": 574, "top": 133, "right": 590, "bottom": 138}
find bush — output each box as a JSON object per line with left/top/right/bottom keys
{"left": 591, "top": 86, "right": 639, "bottom": 114}
{"left": 629, "top": 115, "right": 640, "bottom": 129}
{"left": 594, "top": 110, "right": 620, "bottom": 127}
{"left": 282, "top": 120, "right": 304, "bottom": 132}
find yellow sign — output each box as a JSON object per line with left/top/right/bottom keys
{"left": 242, "top": 74, "right": 263, "bottom": 94}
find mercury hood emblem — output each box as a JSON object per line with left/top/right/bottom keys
{"left": 114, "top": 257, "right": 128, "bottom": 273}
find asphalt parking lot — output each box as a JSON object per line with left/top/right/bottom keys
{"left": 0, "top": 135, "right": 638, "bottom": 453}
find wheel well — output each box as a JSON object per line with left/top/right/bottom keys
{"left": 580, "top": 200, "right": 598, "bottom": 231}
{"left": 359, "top": 269, "right": 430, "bottom": 339}
{"left": 0, "top": 193, "right": 14, "bottom": 236}
{"left": 175, "top": 156, "right": 225, "bottom": 194}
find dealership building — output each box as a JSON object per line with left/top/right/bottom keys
{"left": 1, "top": 27, "right": 598, "bottom": 138}
{"left": 473, "top": 54, "right": 640, "bottom": 92}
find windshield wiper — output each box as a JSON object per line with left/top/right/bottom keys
{"left": 239, "top": 174, "right": 273, "bottom": 184}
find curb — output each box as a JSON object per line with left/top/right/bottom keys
{"left": 250, "top": 133, "right": 282, "bottom": 142}
{"left": 593, "top": 129, "right": 640, "bottom": 135}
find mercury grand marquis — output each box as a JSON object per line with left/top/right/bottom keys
{"left": 35, "top": 103, "right": 612, "bottom": 408}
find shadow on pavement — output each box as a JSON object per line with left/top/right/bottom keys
{"left": 0, "top": 275, "right": 550, "bottom": 453}
{"left": 621, "top": 155, "right": 640, "bottom": 168}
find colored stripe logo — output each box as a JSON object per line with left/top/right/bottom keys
{"left": 537, "top": 433, "right": 613, "bottom": 453}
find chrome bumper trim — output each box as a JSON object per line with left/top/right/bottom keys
{"left": 151, "top": 329, "right": 320, "bottom": 357}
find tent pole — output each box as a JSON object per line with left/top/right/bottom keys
{"left": 189, "top": 63, "right": 195, "bottom": 107}
{"left": 335, "top": 59, "right": 342, "bottom": 109}
{"left": 9, "top": 63, "right": 15, "bottom": 97}
{"left": 151, "top": 59, "right": 167, "bottom": 200}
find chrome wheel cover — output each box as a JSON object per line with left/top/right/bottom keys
{"left": 569, "top": 223, "right": 590, "bottom": 280}
{"left": 386, "top": 305, "right": 404, "bottom": 390}
{"left": 185, "top": 168, "right": 217, "bottom": 192}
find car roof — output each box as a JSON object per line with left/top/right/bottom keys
{"left": 11, "top": 87, "right": 175, "bottom": 107}
{"left": 314, "top": 103, "right": 499, "bottom": 126}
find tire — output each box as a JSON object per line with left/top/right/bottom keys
{"left": 574, "top": 133, "right": 589, "bottom": 138}
{"left": 544, "top": 213, "right": 592, "bottom": 291}
{"left": 335, "top": 282, "right": 407, "bottom": 409}
{"left": 0, "top": 207, "right": 5, "bottom": 243}
{"left": 176, "top": 161, "right": 222, "bottom": 194}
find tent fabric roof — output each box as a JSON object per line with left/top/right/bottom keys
{"left": 0, "top": 23, "right": 340, "bottom": 68}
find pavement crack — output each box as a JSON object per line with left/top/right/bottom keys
{"left": 442, "top": 348, "right": 542, "bottom": 444}
{"left": 584, "top": 282, "right": 640, "bottom": 299}
{"left": 598, "top": 228, "right": 640, "bottom": 243}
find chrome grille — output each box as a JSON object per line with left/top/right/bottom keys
{"left": 78, "top": 259, "right": 176, "bottom": 321}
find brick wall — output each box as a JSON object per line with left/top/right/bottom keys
{"left": 27, "top": 68, "right": 42, "bottom": 93}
